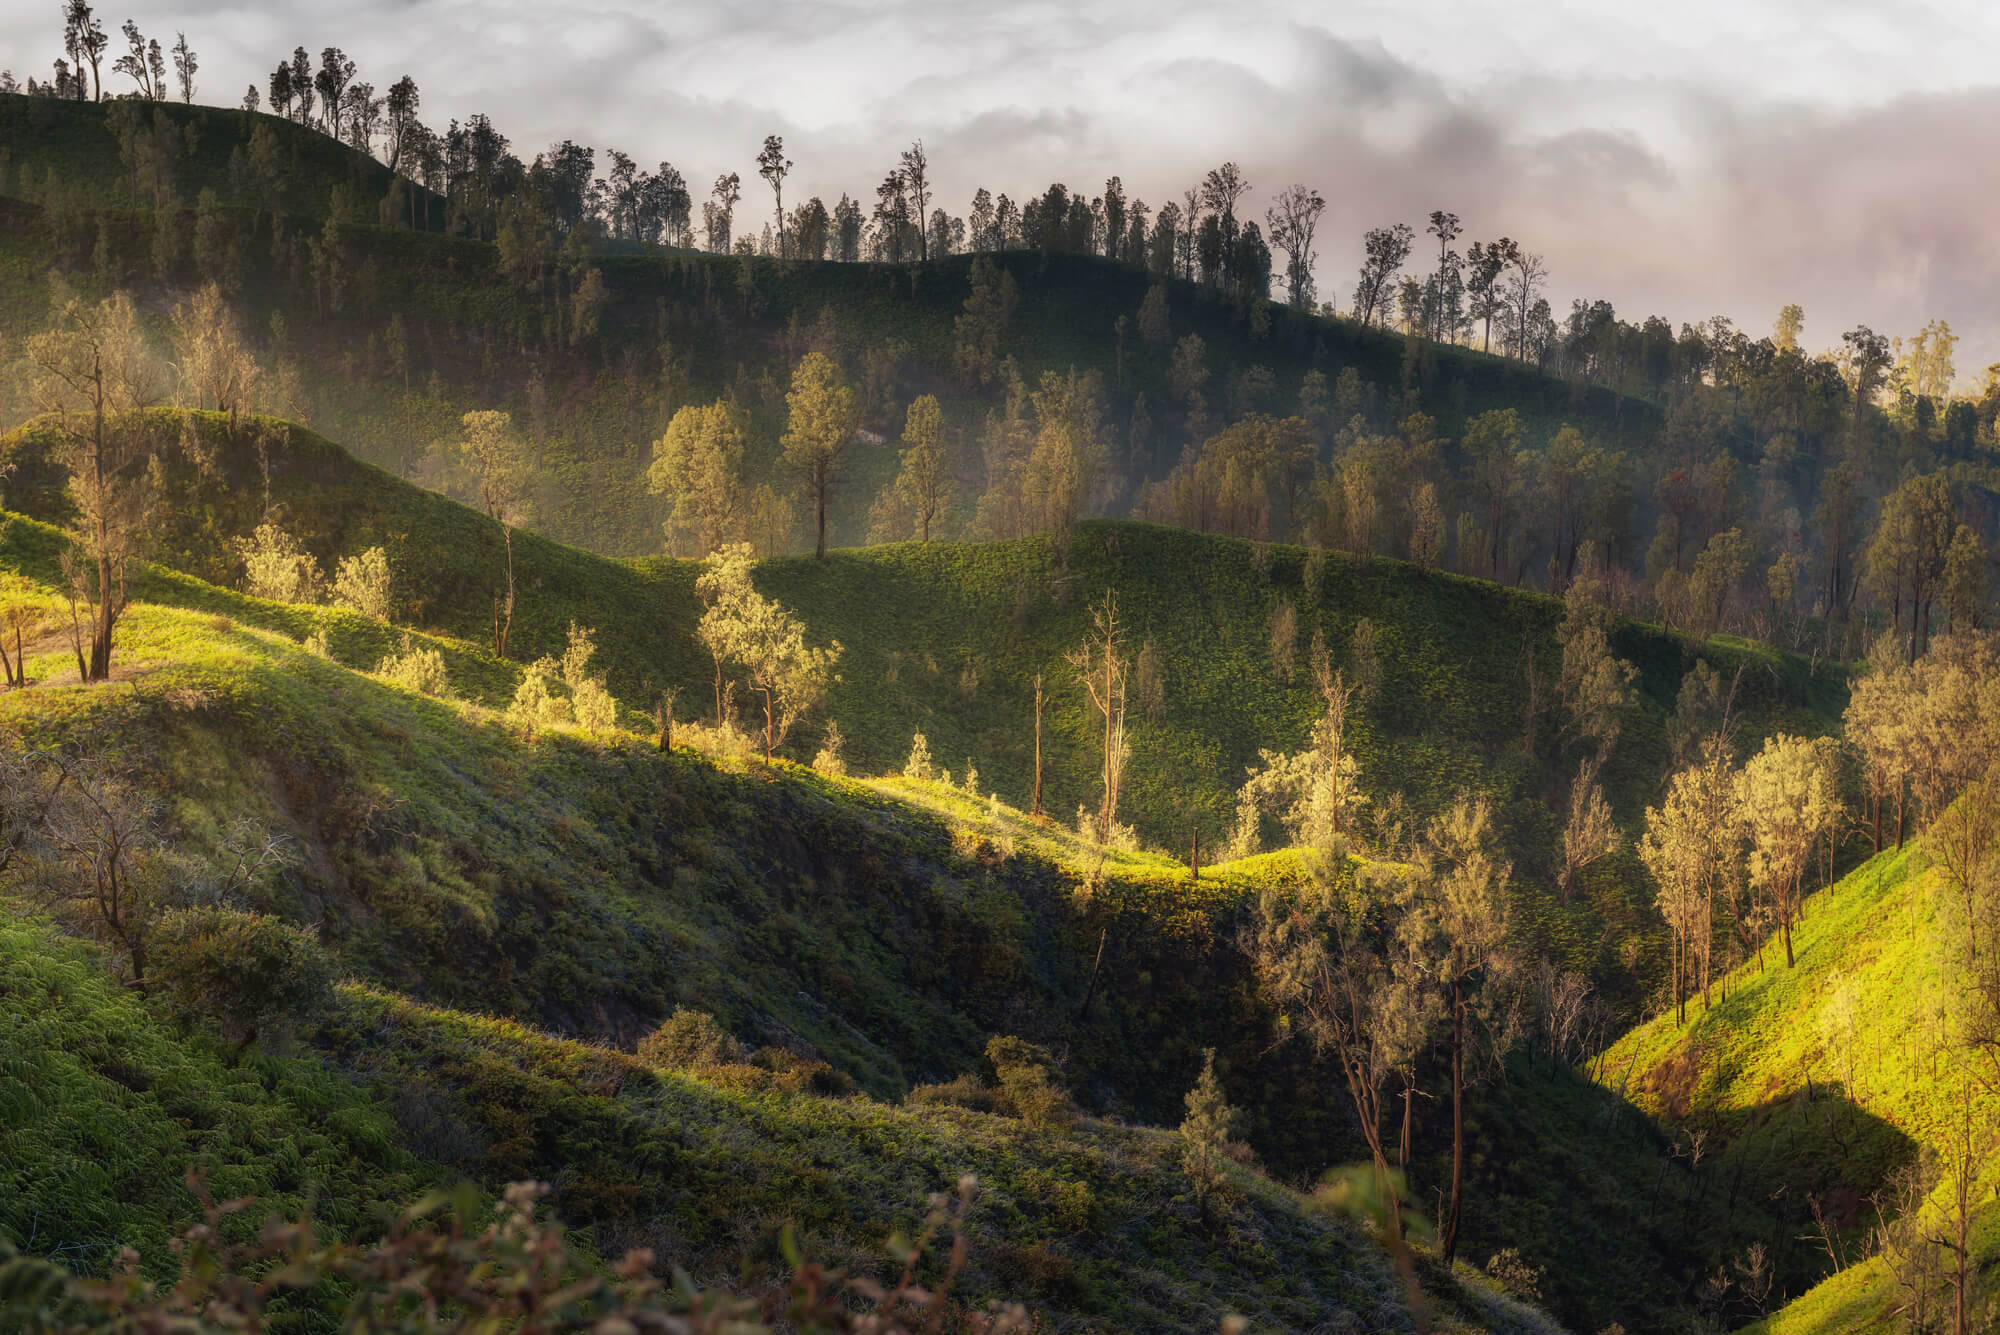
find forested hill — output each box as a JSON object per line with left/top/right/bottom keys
{"left": 2, "top": 408, "right": 1845, "bottom": 1022}
{"left": 0, "top": 88, "right": 1660, "bottom": 566}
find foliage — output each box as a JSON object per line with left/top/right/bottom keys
{"left": 149, "top": 905, "right": 336, "bottom": 1054}
{"left": 635, "top": 1006, "right": 746, "bottom": 1068}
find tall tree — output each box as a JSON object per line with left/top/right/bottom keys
{"left": 757, "top": 134, "right": 792, "bottom": 257}
{"left": 780, "top": 352, "right": 860, "bottom": 559}
{"left": 1066, "top": 590, "right": 1129, "bottom": 842}
{"left": 455, "top": 410, "right": 533, "bottom": 658}
{"left": 1353, "top": 223, "right": 1413, "bottom": 328}
{"left": 892, "top": 395, "right": 948, "bottom": 542}
{"left": 63, "top": 1, "right": 107, "bottom": 101}
{"left": 170, "top": 32, "right": 195, "bottom": 102}
{"left": 647, "top": 400, "right": 749, "bottom": 557}
{"left": 313, "top": 48, "right": 356, "bottom": 138}
{"left": 1465, "top": 238, "right": 1515, "bottom": 353}
{"left": 1736, "top": 734, "right": 1841, "bottom": 968}
{"left": 383, "top": 76, "right": 421, "bottom": 172}
{"left": 26, "top": 284, "right": 165, "bottom": 681}
{"left": 900, "top": 140, "right": 930, "bottom": 261}
{"left": 1266, "top": 184, "right": 1327, "bottom": 310}
{"left": 1406, "top": 795, "right": 1511, "bottom": 1264}
{"left": 1425, "top": 211, "right": 1462, "bottom": 342}
{"left": 695, "top": 544, "right": 841, "bottom": 762}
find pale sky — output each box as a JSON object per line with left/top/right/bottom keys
{"left": 8, "top": 1, "right": 2000, "bottom": 371}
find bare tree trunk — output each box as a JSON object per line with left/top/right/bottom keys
{"left": 1442, "top": 977, "right": 1465, "bottom": 1264}
{"left": 1032, "top": 672, "right": 1044, "bottom": 817}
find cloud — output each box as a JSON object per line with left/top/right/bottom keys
{"left": 5, "top": 0, "right": 2000, "bottom": 369}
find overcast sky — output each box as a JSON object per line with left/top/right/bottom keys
{"left": 8, "top": 1, "right": 2000, "bottom": 373}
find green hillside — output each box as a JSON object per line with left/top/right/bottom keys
{"left": 0, "top": 409, "right": 1848, "bottom": 1017}
{"left": 0, "top": 90, "right": 1663, "bottom": 568}
{"left": 0, "top": 407, "right": 1860, "bottom": 1334}
{"left": 1601, "top": 844, "right": 2000, "bottom": 1332}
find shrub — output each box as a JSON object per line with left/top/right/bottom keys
{"left": 571, "top": 677, "right": 618, "bottom": 736}
{"left": 1485, "top": 1248, "right": 1545, "bottom": 1303}
{"left": 636, "top": 1006, "right": 745, "bottom": 1068}
{"left": 510, "top": 657, "right": 568, "bottom": 729}
{"left": 813, "top": 719, "right": 847, "bottom": 776}
{"left": 903, "top": 730, "right": 935, "bottom": 780}
{"left": 149, "top": 906, "right": 335, "bottom": 1055}
{"left": 375, "top": 636, "right": 452, "bottom": 698}
{"left": 235, "top": 522, "right": 323, "bottom": 605}
{"left": 331, "top": 546, "right": 394, "bottom": 621}
{"left": 986, "top": 1035, "right": 1069, "bottom": 1128}
{"left": 905, "top": 1073, "right": 1007, "bottom": 1115}
{"left": 1179, "top": 1047, "right": 1237, "bottom": 1204}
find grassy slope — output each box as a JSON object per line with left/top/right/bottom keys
{"left": 0, "top": 516, "right": 1573, "bottom": 1334}
{"left": 1600, "top": 845, "right": 2000, "bottom": 1332}
{"left": 1, "top": 495, "right": 1850, "bottom": 1335}
{"left": 0, "top": 91, "right": 441, "bottom": 224}
{"left": 0, "top": 411, "right": 1848, "bottom": 1015}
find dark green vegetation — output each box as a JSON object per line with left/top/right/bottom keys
{"left": 0, "top": 89, "right": 1656, "bottom": 566}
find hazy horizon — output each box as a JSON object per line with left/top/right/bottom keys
{"left": 8, "top": 0, "right": 1999, "bottom": 376}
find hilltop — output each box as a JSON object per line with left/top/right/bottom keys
{"left": 0, "top": 90, "right": 1665, "bottom": 567}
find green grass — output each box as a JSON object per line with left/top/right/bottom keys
{"left": 1601, "top": 845, "right": 2000, "bottom": 1332}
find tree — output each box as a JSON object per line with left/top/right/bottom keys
{"left": 63, "top": 1, "right": 107, "bottom": 101}
{"left": 1425, "top": 211, "right": 1463, "bottom": 342}
{"left": 1067, "top": 590, "right": 1129, "bottom": 842}
{"left": 706, "top": 172, "right": 741, "bottom": 252}
{"left": 1505, "top": 249, "right": 1548, "bottom": 357}
{"left": 757, "top": 135, "right": 792, "bottom": 257}
{"left": 953, "top": 255, "right": 1017, "bottom": 385}
{"left": 1265, "top": 185, "right": 1326, "bottom": 309}
{"left": 1556, "top": 578, "right": 1637, "bottom": 760}
{"left": 27, "top": 284, "right": 164, "bottom": 681}
{"left": 1405, "top": 794, "right": 1511, "bottom": 1264}
{"left": 1464, "top": 236, "right": 1504, "bottom": 349}
{"left": 899, "top": 141, "right": 931, "bottom": 261}
{"left": 313, "top": 48, "right": 356, "bottom": 138}
{"left": 1559, "top": 756, "right": 1618, "bottom": 901}
{"left": 383, "top": 77, "right": 420, "bottom": 172}
{"left": 1179, "top": 1048, "right": 1237, "bottom": 1207}
{"left": 1024, "top": 368, "right": 1106, "bottom": 542}
{"left": 888, "top": 395, "right": 948, "bottom": 542}
{"left": 170, "top": 283, "right": 261, "bottom": 428}
{"left": 1353, "top": 223, "right": 1414, "bottom": 327}
{"left": 648, "top": 400, "right": 749, "bottom": 557}
{"left": 1865, "top": 473, "right": 1956, "bottom": 661}
{"left": 780, "top": 352, "right": 860, "bottom": 560}
{"left": 695, "top": 544, "right": 841, "bottom": 761}
{"left": 1255, "top": 853, "right": 1428, "bottom": 1253}
{"left": 1736, "top": 734, "right": 1841, "bottom": 968}
{"left": 1461, "top": 408, "right": 1522, "bottom": 579}
{"left": 112, "top": 20, "right": 164, "bottom": 99}
{"left": 455, "top": 410, "right": 533, "bottom": 657}
{"left": 235, "top": 522, "right": 322, "bottom": 604}
{"left": 169, "top": 33, "right": 196, "bottom": 104}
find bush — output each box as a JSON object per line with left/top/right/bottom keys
{"left": 235, "top": 523, "right": 323, "bottom": 605}
{"left": 814, "top": 719, "right": 847, "bottom": 776}
{"left": 903, "top": 730, "right": 935, "bottom": 780}
{"left": 331, "top": 546, "right": 394, "bottom": 621}
{"left": 1485, "top": 1247, "right": 1545, "bottom": 1303}
{"left": 986, "top": 1035, "right": 1069, "bottom": 1128}
{"left": 375, "top": 635, "right": 452, "bottom": 698}
{"left": 906, "top": 1073, "right": 1008, "bottom": 1115}
{"left": 149, "top": 906, "right": 335, "bottom": 1055}
{"left": 636, "top": 1006, "right": 744, "bottom": 1068}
